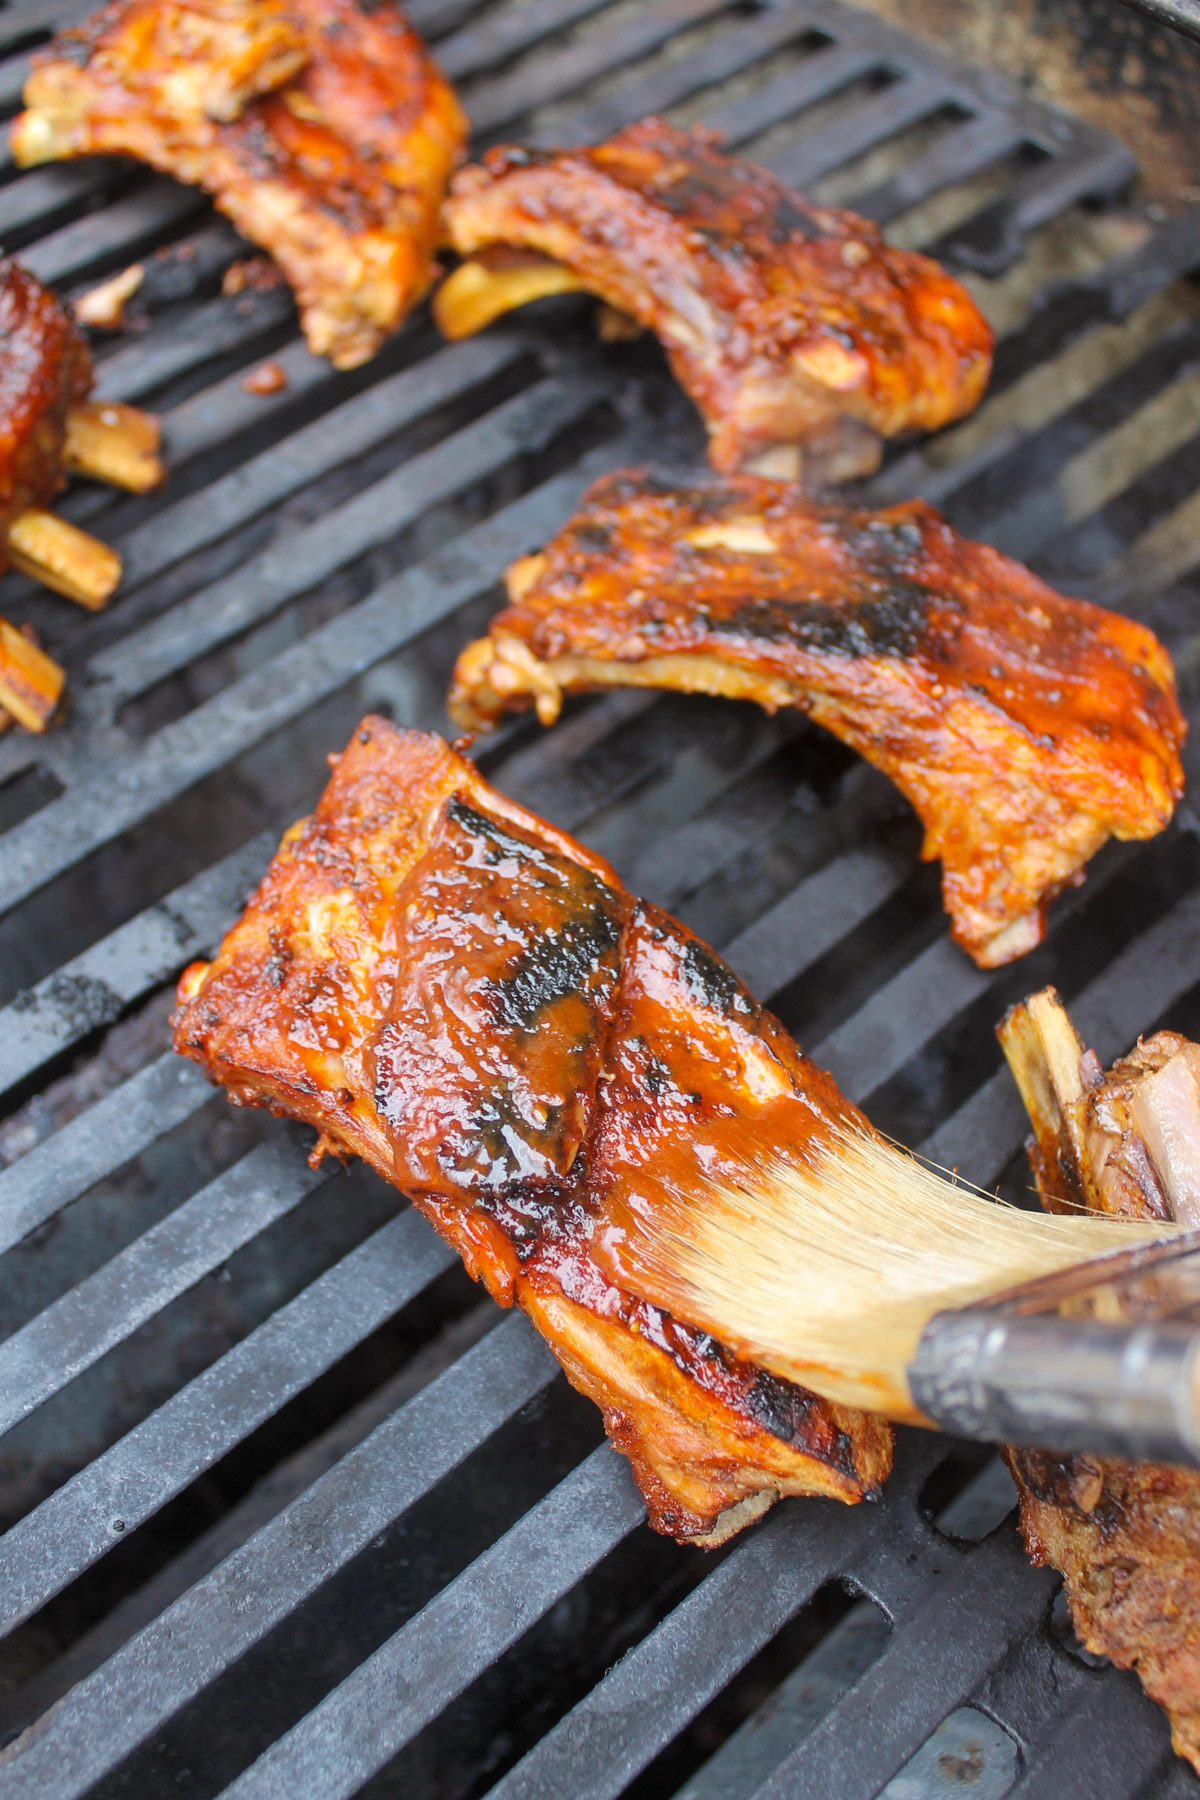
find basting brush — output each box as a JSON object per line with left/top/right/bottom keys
{"left": 600, "top": 1122, "right": 1200, "bottom": 1467}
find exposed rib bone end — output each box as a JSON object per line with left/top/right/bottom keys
{"left": 448, "top": 632, "right": 563, "bottom": 730}
{"left": 7, "top": 508, "right": 122, "bottom": 609}
{"left": 433, "top": 255, "right": 587, "bottom": 339}
{"left": 998, "top": 987, "right": 1092, "bottom": 1212}
{"left": 0, "top": 618, "right": 65, "bottom": 731}
{"left": 65, "top": 400, "right": 164, "bottom": 493}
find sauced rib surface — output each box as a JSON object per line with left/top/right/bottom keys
{"left": 12, "top": 0, "right": 466, "bottom": 368}
{"left": 449, "top": 468, "right": 1185, "bottom": 969}
{"left": 172, "top": 718, "right": 892, "bottom": 1542}
{"left": 0, "top": 258, "right": 91, "bottom": 550}
{"left": 439, "top": 116, "right": 993, "bottom": 471}
{"left": 1000, "top": 992, "right": 1200, "bottom": 1774}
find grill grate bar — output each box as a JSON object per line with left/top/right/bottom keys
{"left": 0, "top": 0, "right": 92, "bottom": 54}
{"left": 220, "top": 1445, "right": 646, "bottom": 1800}
{"left": 0, "top": 1055, "right": 212, "bottom": 1254}
{"left": 854, "top": 108, "right": 1025, "bottom": 225}
{"left": 764, "top": 68, "right": 958, "bottom": 193}
{"left": 875, "top": 295, "right": 1200, "bottom": 517}
{"left": 0, "top": 163, "right": 111, "bottom": 237}
{"left": 0, "top": 1207, "right": 457, "bottom": 1634}
{"left": 0, "top": 1136, "right": 328, "bottom": 1440}
{"left": 156, "top": 334, "right": 349, "bottom": 464}
{"left": 750, "top": 1532, "right": 1056, "bottom": 1800}
{"left": 0, "top": 1311, "right": 559, "bottom": 1800}
{"left": 557, "top": 0, "right": 833, "bottom": 145}
{"left": 924, "top": 876, "right": 1200, "bottom": 1185}
{"left": 438, "top": 0, "right": 615, "bottom": 85}
{"left": 90, "top": 286, "right": 299, "bottom": 407}
{"left": 466, "top": 0, "right": 734, "bottom": 139}
{"left": 626, "top": 720, "right": 809, "bottom": 905}
{"left": 404, "top": 0, "right": 488, "bottom": 41}
{"left": 941, "top": 135, "right": 1137, "bottom": 274}
{"left": 483, "top": 1434, "right": 944, "bottom": 1800}
{"left": 100, "top": 334, "right": 528, "bottom": 610}
{"left": 701, "top": 43, "right": 887, "bottom": 148}
{"left": 813, "top": 835, "right": 1145, "bottom": 1107}
{"left": 93, "top": 357, "right": 571, "bottom": 704}
{"left": 0, "top": 443, "right": 623, "bottom": 917}
{"left": 0, "top": 56, "right": 34, "bottom": 114}
{"left": 0, "top": 833, "right": 270, "bottom": 1102}
{"left": 19, "top": 180, "right": 207, "bottom": 285}
{"left": 723, "top": 845, "right": 904, "bottom": 996}
{"left": 1007, "top": 1680, "right": 1180, "bottom": 1800}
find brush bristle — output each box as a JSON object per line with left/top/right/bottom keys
{"left": 611, "top": 1122, "right": 1173, "bottom": 1419}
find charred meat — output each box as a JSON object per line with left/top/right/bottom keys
{"left": 435, "top": 117, "right": 993, "bottom": 476}
{"left": 999, "top": 988, "right": 1200, "bottom": 1775}
{"left": 173, "top": 718, "right": 894, "bottom": 1544}
{"left": 449, "top": 468, "right": 1184, "bottom": 969}
{"left": 12, "top": 0, "right": 467, "bottom": 369}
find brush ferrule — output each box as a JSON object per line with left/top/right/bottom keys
{"left": 910, "top": 1311, "right": 1200, "bottom": 1465}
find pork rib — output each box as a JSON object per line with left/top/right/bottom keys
{"left": 449, "top": 467, "right": 1185, "bottom": 968}
{"left": 12, "top": 0, "right": 466, "bottom": 369}
{"left": 436, "top": 117, "right": 993, "bottom": 476}
{"left": 173, "top": 718, "right": 893, "bottom": 1544}
{"left": 999, "top": 988, "right": 1200, "bottom": 1775}
{"left": 0, "top": 258, "right": 91, "bottom": 550}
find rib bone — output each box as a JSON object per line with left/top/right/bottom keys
{"left": 6, "top": 507, "right": 121, "bottom": 609}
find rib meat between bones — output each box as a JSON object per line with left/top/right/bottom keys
{"left": 173, "top": 719, "right": 893, "bottom": 1544}
{"left": 12, "top": 0, "right": 466, "bottom": 369}
{"left": 999, "top": 989, "right": 1200, "bottom": 1776}
{"left": 449, "top": 468, "right": 1185, "bottom": 968}
{"left": 435, "top": 116, "right": 993, "bottom": 476}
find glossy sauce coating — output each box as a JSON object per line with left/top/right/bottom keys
{"left": 441, "top": 117, "right": 993, "bottom": 469}
{"left": 0, "top": 259, "right": 92, "bottom": 549}
{"left": 173, "top": 719, "right": 892, "bottom": 1542}
{"left": 13, "top": 0, "right": 467, "bottom": 368}
{"left": 450, "top": 467, "right": 1186, "bottom": 967}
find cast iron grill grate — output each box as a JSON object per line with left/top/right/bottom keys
{"left": 0, "top": 0, "right": 1198, "bottom": 1795}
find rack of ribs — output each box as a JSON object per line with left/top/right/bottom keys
{"left": 999, "top": 989, "right": 1200, "bottom": 1774}
{"left": 172, "top": 718, "right": 894, "bottom": 1544}
{"left": 11, "top": 0, "right": 467, "bottom": 370}
{"left": 449, "top": 468, "right": 1184, "bottom": 969}
{"left": 434, "top": 116, "right": 994, "bottom": 480}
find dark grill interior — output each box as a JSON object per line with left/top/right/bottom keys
{"left": 2, "top": 0, "right": 1200, "bottom": 1795}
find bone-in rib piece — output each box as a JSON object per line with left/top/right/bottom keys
{"left": 0, "top": 257, "right": 154, "bottom": 626}
{"left": 12, "top": 0, "right": 467, "bottom": 369}
{"left": 449, "top": 468, "right": 1185, "bottom": 968}
{"left": 999, "top": 989, "right": 1200, "bottom": 1775}
{"left": 436, "top": 117, "right": 993, "bottom": 476}
{"left": 173, "top": 719, "right": 893, "bottom": 1543}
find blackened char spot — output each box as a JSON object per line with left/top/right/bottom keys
{"left": 680, "top": 938, "right": 754, "bottom": 1019}
{"left": 747, "top": 1368, "right": 822, "bottom": 1443}
{"left": 570, "top": 522, "right": 616, "bottom": 555}
{"left": 56, "top": 35, "right": 93, "bottom": 66}
{"left": 707, "top": 512, "right": 940, "bottom": 658}
{"left": 709, "top": 589, "right": 931, "bottom": 659}
{"left": 443, "top": 1090, "right": 568, "bottom": 1191}
{"left": 770, "top": 194, "right": 830, "bottom": 242}
{"left": 487, "top": 902, "right": 621, "bottom": 1032}
{"left": 447, "top": 797, "right": 623, "bottom": 1034}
